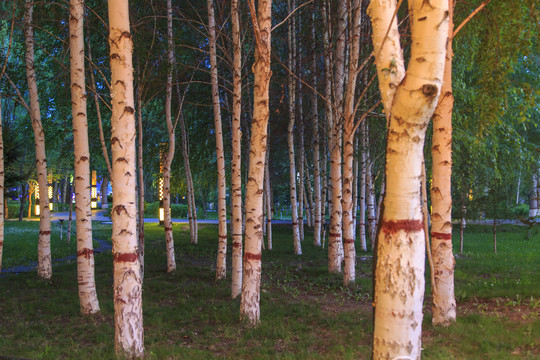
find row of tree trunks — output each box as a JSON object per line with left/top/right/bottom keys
{"left": 370, "top": 0, "right": 449, "bottom": 358}
{"left": 24, "top": 0, "right": 52, "bottom": 280}
{"left": 207, "top": 0, "right": 228, "bottom": 280}
{"left": 69, "top": 0, "right": 100, "bottom": 314}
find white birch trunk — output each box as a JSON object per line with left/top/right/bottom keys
{"left": 369, "top": 0, "right": 448, "bottom": 357}
{"left": 164, "top": 0, "right": 176, "bottom": 273}
{"left": 69, "top": 0, "right": 100, "bottom": 313}
{"left": 108, "top": 0, "right": 144, "bottom": 356}
{"left": 358, "top": 124, "right": 367, "bottom": 252}
{"left": 136, "top": 86, "right": 145, "bottom": 272}
{"left": 230, "top": 0, "right": 243, "bottom": 299}
{"left": 287, "top": 0, "right": 301, "bottom": 255}
{"left": 530, "top": 173, "right": 538, "bottom": 218}
{"left": 24, "top": 0, "right": 52, "bottom": 280}
{"left": 365, "top": 131, "right": 377, "bottom": 249}
{"left": 430, "top": 0, "right": 456, "bottom": 326}
{"left": 240, "top": 0, "right": 272, "bottom": 325}
{"left": 207, "top": 0, "right": 228, "bottom": 279}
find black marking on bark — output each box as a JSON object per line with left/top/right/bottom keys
{"left": 113, "top": 205, "right": 127, "bottom": 215}
{"left": 418, "top": 16, "right": 427, "bottom": 21}
{"left": 422, "top": 84, "right": 438, "bottom": 97}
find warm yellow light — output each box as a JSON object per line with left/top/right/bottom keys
{"left": 91, "top": 186, "right": 97, "bottom": 199}
{"left": 49, "top": 203, "right": 53, "bottom": 211}
{"left": 35, "top": 184, "right": 40, "bottom": 199}
{"left": 48, "top": 185, "right": 53, "bottom": 200}
{"left": 159, "top": 207, "right": 165, "bottom": 222}
{"left": 159, "top": 178, "right": 164, "bottom": 201}
{"left": 35, "top": 205, "right": 40, "bottom": 216}
{"left": 468, "top": 189, "right": 473, "bottom": 201}
{"left": 91, "top": 201, "right": 97, "bottom": 209}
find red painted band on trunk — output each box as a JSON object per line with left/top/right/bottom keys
{"left": 77, "top": 248, "right": 94, "bottom": 258}
{"left": 0, "top": 241, "right": 3, "bottom": 246}
{"left": 244, "top": 252, "right": 261, "bottom": 261}
{"left": 164, "top": 227, "right": 172, "bottom": 232}
{"left": 381, "top": 219, "right": 423, "bottom": 234}
{"left": 219, "top": 235, "right": 228, "bottom": 239}
{"left": 232, "top": 242, "right": 241, "bottom": 248}
{"left": 314, "top": 220, "right": 321, "bottom": 223}
{"left": 113, "top": 252, "right": 139, "bottom": 263}
{"left": 329, "top": 233, "right": 341, "bottom": 238}
{"left": 292, "top": 222, "right": 298, "bottom": 225}
{"left": 431, "top": 232, "right": 452, "bottom": 240}
{"left": 39, "top": 231, "right": 51, "bottom": 236}
{"left": 343, "top": 238, "right": 355, "bottom": 244}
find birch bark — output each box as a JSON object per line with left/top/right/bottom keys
{"left": 207, "top": 0, "right": 228, "bottom": 279}
{"left": 108, "top": 0, "right": 144, "bottom": 356}
{"left": 24, "top": 0, "right": 52, "bottom": 280}
{"left": 230, "top": 0, "right": 243, "bottom": 299}
{"left": 69, "top": 0, "right": 100, "bottom": 313}
{"left": 240, "top": 0, "right": 272, "bottom": 325}
{"left": 369, "top": 0, "right": 448, "bottom": 357}
{"left": 430, "top": 0, "right": 456, "bottom": 326}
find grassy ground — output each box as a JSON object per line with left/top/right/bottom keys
{"left": 0, "top": 221, "right": 538, "bottom": 359}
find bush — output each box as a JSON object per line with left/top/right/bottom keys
{"left": 145, "top": 202, "right": 189, "bottom": 218}
{"left": 510, "top": 203, "right": 529, "bottom": 218}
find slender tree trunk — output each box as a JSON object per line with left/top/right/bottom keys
{"left": 365, "top": 131, "right": 377, "bottom": 249}
{"left": 369, "top": 0, "right": 448, "bottom": 357}
{"left": 493, "top": 218, "right": 497, "bottom": 254}
{"left": 287, "top": 0, "right": 301, "bottom": 254}
{"left": 19, "top": 183, "right": 26, "bottom": 221}
{"left": 342, "top": 0, "right": 363, "bottom": 285}
{"left": 265, "top": 146, "right": 272, "bottom": 250}
{"left": 136, "top": 86, "right": 145, "bottom": 274}
{"left": 298, "top": 98, "right": 305, "bottom": 241}
{"left": 69, "top": 0, "right": 100, "bottom": 314}
{"left": 430, "top": 0, "right": 456, "bottom": 326}
{"left": 207, "top": 0, "right": 228, "bottom": 279}
{"left": 87, "top": 40, "right": 112, "bottom": 178}
{"left": 304, "top": 156, "right": 314, "bottom": 228}
{"left": 163, "top": 0, "right": 176, "bottom": 273}
{"left": 101, "top": 176, "right": 109, "bottom": 209}
{"left": 0, "top": 97, "right": 4, "bottom": 272}
{"left": 311, "top": 13, "right": 322, "bottom": 245}
{"left": 352, "top": 134, "right": 359, "bottom": 239}
{"left": 240, "top": 0, "right": 271, "bottom": 325}
{"left": 328, "top": 0, "right": 347, "bottom": 273}
{"left": 230, "top": 0, "right": 243, "bottom": 299}
{"left": 68, "top": 191, "right": 73, "bottom": 245}
{"left": 108, "top": 0, "right": 144, "bottom": 356}
{"left": 358, "top": 126, "right": 367, "bottom": 252}
{"left": 24, "top": 0, "right": 52, "bottom": 280}
{"left": 530, "top": 173, "right": 538, "bottom": 218}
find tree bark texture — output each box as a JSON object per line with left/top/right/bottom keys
{"left": 24, "top": 0, "right": 52, "bottom": 280}
{"left": 230, "top": 0, "right": 243, "bottom": 299}
{"left": 430, "top": 0, "right": 456, "bottom": 327}
{"left": 136, "top": 87, "right": 145, "bottom": 273}
{"left": 207, "top": 0, "right": 228, "bottom": 280}
{"left": 108, "top": 0, "right": 144, "bottom": 356}
{"left": 369, "top": 0, "right": 448, "bottom": 358}
{"left": 240, "top": 0, "right": 272, "bottom": 326}
{"left": 69, "top": 0, "right": 100, "bottom": 314}
{"left": 287, "top": 0, "right": 301, "bottom": 255}
{"left": 164, "top": 0, "right": 176, "bottom": 273}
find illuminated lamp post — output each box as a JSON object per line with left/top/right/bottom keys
{"left": 91, "top": 170, "right": 98, "bottom": 209}
{"left": 159, "top": 142, "right": 166, "bottom": 225}
{"left": 35, "top": 182, "right": 40, "bottom": 216}
{"left": 48, "top": 174, "right": 53, "bottom": 211}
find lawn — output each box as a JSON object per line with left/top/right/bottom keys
{"left": 0, "top": 221, "right": 538, "bottom": 359}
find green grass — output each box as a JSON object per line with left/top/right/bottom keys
{"left": 0, "top": 221, "right": 539, "bottom": 359}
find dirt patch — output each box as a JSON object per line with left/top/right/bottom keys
{"left": 458, "top": 297, "right": 540, "bottom": 323}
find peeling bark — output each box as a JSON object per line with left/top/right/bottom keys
{"left": 24, "top": 0, "right": 52, "bottom": 280}
{"left": 69, "top": 0, "right": 100, "bottom": 314}
{"left": 108, "top": 0, "right": 144, "bottom": 356}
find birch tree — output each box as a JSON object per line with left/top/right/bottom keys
{"left": 24, "top": 0, "right": 52, "bottom": 280}
{"left": 69, "top": 0, "right": 100, "bottom": 313}
{"left": 207, "top": 0, "right": 228, "bottom": 280}
{"left": 240, "top": 0, "right": 272, "bottom": 326}
{"left": 164, "top": 0, "right": 176, "bottom": 273}
{"left": 430, "top": 0, "right": 456, "bottom": 326}
{"left": 108, "top": 0, "right": 144, "bottom": 356}
{"left": 230, "top": 0, "right": 243, "bottom": 299}
{"left": 369, "top": 0, "right": 449, "bottom": 357}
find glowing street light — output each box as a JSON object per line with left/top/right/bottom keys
{"left": 91, "top": 170, "right": 98, "bottom": 209}
{"left": 35, "top": 183, "right": 40, "bottom": 216}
